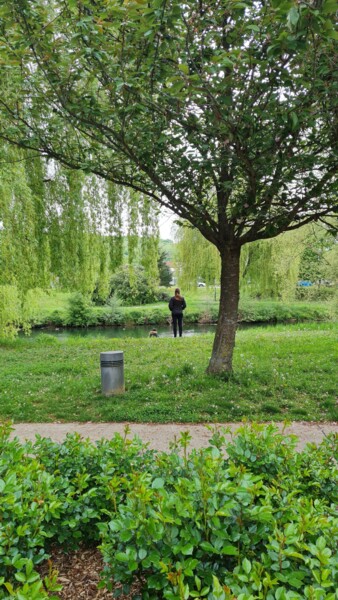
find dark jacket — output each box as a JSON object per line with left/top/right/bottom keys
{"left": 169, "top": 296, "right": 186, "bottom": 315}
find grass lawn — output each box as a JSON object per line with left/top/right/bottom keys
{"left": 0, "top": 322, "right": 337, "bottom": 423}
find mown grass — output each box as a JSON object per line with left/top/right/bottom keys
{"left": 0, "top": 322, "right": 337, "bottom": 423}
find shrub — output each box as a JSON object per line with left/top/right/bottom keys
{"left": 157, "top": 290, "right": 171, "bottom": 302}
{"left": 47, "top": 309, "right": 66, "bottom": 327}
{"left": 0, "top": 423, "right": 337, "bottom": 600}
{"left": 296, "top": 286, "right": 336, "bottom": 301}
{"left": 99, "top": 426, "right": 338, "bottom": 600}
{"left": 65, "top": 293, "right": 96, "bottom": 327}
{"left": 0, "top": 423, "right": 155, "bottom": 598}
{"left": 95, "top": 296, "right": 125, "bottom": 326}
{"left": 110, "top": 266, "right": 158, "bottom": 306}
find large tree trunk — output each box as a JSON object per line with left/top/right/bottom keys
{"left": 207, "top": 244, "right": 241, "bottom": 375}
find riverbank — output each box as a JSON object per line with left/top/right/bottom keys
{"left": 31, "top": 290, "right": 334, "bottom": 329}
{"left": 1, "top": 321, "right": 337, "bottom": 423}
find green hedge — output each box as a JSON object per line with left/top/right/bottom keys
{"left": 0, "top": 422, "right": 337, "bottom": 599}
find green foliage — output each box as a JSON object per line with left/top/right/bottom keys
{"left": 110, "top": 266, "right": 158, "bottom": 306}
{"left": 0, "top": 285, "right": 21, "bottom": 339}
{"left": 158, "top": 250, "right": 173, "bottom": 287}
{"left": 176, "top": 224, "right": 337, "bottom": 302}
{"left": 0, "top": 283, "right": 46, "bottom": 339}
{"left": 98, "top": 424, "right": 337, "bottom": 600}
{"left": 299, "top": 224, "right": 338, "bottom": 287}
{"left": 0, "top": 422, "right": 154, "bottom": 598}
{"left": 0, "top": 422, "right": 337, "bottom": 600}
{"left": 0, "top": 144, "right": 160, "bottom": 325}
{"left": 175, "top": 226, "right": 221, "bottom": 290}
{"left": 0, "top": 0, "right": 337, "bottom": 375}
{"left": 24, "top": 288, "right": 333, "bottom": 329}
{"left": 65, "top": 293, "right": 96, "bottom": 327}
{"left": 0, "top": 424, "right": 62, "bottom": 599}
{"left": 237, "top": 299, "right": 331, "bottom": 323}
{"left": 296, "top": 286, "right": 336, "bottom": 302}
{"left": 98, "top": 296, "right": 124, "bottom": 326}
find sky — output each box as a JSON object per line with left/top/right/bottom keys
{"left": 159, "top": 208, "right": 176, "bottom": 240}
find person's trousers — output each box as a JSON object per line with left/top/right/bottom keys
{"left": 172, "top": 313, "right": 183, "bottom": 337}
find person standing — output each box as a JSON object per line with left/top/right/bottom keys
{"left": 169, "top": 288, "right": 187, "bottom": 337}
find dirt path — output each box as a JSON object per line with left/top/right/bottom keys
{"left": 11, "top": 421, "right": 337, "bottom": 451}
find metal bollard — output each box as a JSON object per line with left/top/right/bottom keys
{"left": 100, "top": 351, "right": 125, "bottom": 396}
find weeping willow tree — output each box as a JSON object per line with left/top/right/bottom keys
{"left": 175, "top": 223, "right": 308, "bottom": 301}
{"left": 0, "top": 142, "right": 160, "bottom": 334}
{"left": 240, "top": 230, "right": 306, "bottom": 301}
{"left": 175, "top": 226, "right": 221, "bottom": 291}
{"left": 0, "top": 145, "right": 47, "bottom": 292}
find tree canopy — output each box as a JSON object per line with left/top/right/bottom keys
{"left": 0, "top": 144, "right": 159, "bottom": 331}
{"left": 0, "top": 0, "right": 337, "bottom": 372}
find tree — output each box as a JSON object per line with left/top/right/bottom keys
{"left": 175, "top": 222, "right": 304, "bottom": 300}
{"left": 0, "top": 1, "right": 337, "bottom": 373}
{"left": 110, "top": 265, "right": 158, "bottom": 305}
{"left": 0, "top": 143, "right": 158, "bottom": 300}
{"left": 158, "top": 250, "right": 172, "bottom": 287}
{"left": 298, "top": 223, "right": 338, "bottom": 285}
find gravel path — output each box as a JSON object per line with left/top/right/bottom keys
{"left": 11, "top": 421, "right": 337, "bottom": 451}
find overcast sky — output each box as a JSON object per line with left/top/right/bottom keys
{"left": 159, "top": 208, "right": 176, "bottom": 240}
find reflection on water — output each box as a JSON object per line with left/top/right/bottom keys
{"left": 28, "top": 324, "right": 216, "bottom": 340}
{"left": 27, "top": 322, "right": 270, "bottom": 340}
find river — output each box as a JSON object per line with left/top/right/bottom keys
{"left": 27, "top": 322, "right": 271, "bottom": 340}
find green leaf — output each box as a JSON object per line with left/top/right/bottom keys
{"left": 200, "top": 541, "right": 218, "bottom": 554}
{"left": 221, "top": 57, "right": 234, "bottom": 69}
{"left": 322, "top": 0, "right": 337, "bottom": 14}
{"left": 4, "top": 582, "right": 15, "bottom": 595}
{"left": 242, "top": 558, "right": 251, "bottom": 574}
{"left": 290, "top": 112, "right": 298, "bottom": 130}
{"left": 222, "top": 545, "right": 239, "bottom": 555}
{"left": 316, "top": 536, "right": 326, "bottom": 551}
{"left": 181, "top": 543, "right": 194, "bottom": 555}
{"left": 287, "top": 7, "right": 300, "bottom": 29}
{"left": 152, "top": 477, "right": 165, "bottom": 489}
{"left": 115, "top": 552, "right": 129, "bottom": 563}
{"left": 178, "top": 64, "right": 189, "bottom": 75}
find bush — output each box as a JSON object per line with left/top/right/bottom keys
{"left": 238, "top": 299, "right": 331, "bottom": 323}
{"left": 157, "top": 289, "right": 171, "bottom": 302}
{"left": 65, "top": 293, "right": 96, "bottom": 327}
{"left": 0, "top": 423, "right": 337, "bottom": 600}
{"left": 95, "top": 296, "right": 125, "bottom": 326}
{"left": 110, "top": 266, "right": 158, "bottom": 306}
{"left": 100, "top": 425, "right": 338, "bottom": 599}
{"left": 0, "top": 423, "right": 155, "bottom": 598}
{"left": 47, "top": 309, "right": 67, "bottom": 327}
{"left": 296, "top": 285, "right": 336, "bottom": 301}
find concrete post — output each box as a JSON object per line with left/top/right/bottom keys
{"left": 100, "top": 351, "right": 125, "bottom": 396}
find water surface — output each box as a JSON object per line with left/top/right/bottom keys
{"left": 28, "top": 322, "right": 272, "bottom": 340}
